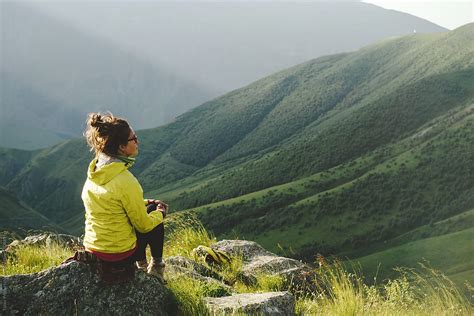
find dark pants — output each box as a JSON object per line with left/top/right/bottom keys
{"left": 132, "top": 203, "right": 164, "bottom": 261}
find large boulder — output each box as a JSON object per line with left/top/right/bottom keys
{"left": 211, "top": 240, "right": 317, "bottom": 292}
{"left": 0, "top": 261, "right": 177, "bottom": 315}
{"left": 205, "top": 291, "right": 295, "bottom": 315}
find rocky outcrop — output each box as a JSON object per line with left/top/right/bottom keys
{"left": 205, "top": 291, "right": 295, "bottom": 315}
{"left": 2, "top": 235, "right": 317, "bottom": 315}
{"left": 211, "top": 240, "right": 317, "bottom": 291}
{"left": 6, "top": 232, "right": 82, "bottom": 251}
{"left": 1, "top": 261, "right": 177, "bottom": 315}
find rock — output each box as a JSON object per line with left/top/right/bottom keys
{"left": 45, "top": 233, "right": 82, "bottom": 249}
{"left": 166, "top": 256, "right": 234, "bottom": 296}
{"left": 5, "top": 233, "right": 82, "bottom": 251}
{"left": 205, "top": 291, "right": 295, "bottom": 315}
{"left": 1, "top": 261, "right": 177, "bottom": 315}
{"left": 211, "top": 240, "right": 275, "bottom": 261}
{"left": 211, "top": 240, "right": 317, "bottom": 292}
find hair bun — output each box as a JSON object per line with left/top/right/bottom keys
{"left": 89, "top": 113, "right": 103, "bottom": 128}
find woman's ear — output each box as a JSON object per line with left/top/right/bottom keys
{"left": 118, "top": 144, "right": 126, "bottom": 153}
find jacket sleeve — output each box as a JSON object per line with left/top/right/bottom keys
{"left": 121, "top": 176, "right": 163, "bottom": 233}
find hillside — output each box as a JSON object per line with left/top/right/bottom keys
{"left": 0, "top": 187, "right": 63, "bottom": 233}
{"left": 1, "top": 1, "right": 446, "bottom": 149}
{"left": 0, "top": 24, "right": 472, "bottom": 283}
{"left": 33, "top": 1, "right": 446, "bottom": 94}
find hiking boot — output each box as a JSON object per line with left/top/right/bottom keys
{"left": 136, "top": 259, "right": 148, "bottom": 272}
{"left": 147, "top": 258, "right": 167, "bottom": 284}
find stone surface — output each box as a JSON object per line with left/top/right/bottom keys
{"left": 212, "top": 240, "right": 275, "bottom": 261}
{"left": 205, "top": 291, "right": 295, "bottom": 315}
{"left": 1, "top": 261, "right": 177, "bottom": 315}
{"left": 3, "top": 235, "right": 317, "bottom": 315}
{"left": 5, "top": 232, "right": 82, "bottom": 251}
{"left": 212, "top": 240, "right": 317, "bottom": 291}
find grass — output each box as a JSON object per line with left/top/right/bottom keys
{"left": 164, "top": 212, "right": 216, "bottom": 259}
{"left": 1, "top": 242, "right": 71, "bottom": 275}
{"left": 1, "top": 217, "right": 472, "bottom": 315}
{"left": 295, "top": 261, "right": 472, "bottom": 316}
{"left": 353, "top": 228, "right": 474, "bottom": 290}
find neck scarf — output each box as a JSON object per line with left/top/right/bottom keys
{"left": 115, "top": 155, "right": 136, "bottom": 167}
{"left": 97, "top": 153, "right": 136, "bottom": 169}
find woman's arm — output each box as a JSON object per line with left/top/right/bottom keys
{"left": 121, "top": 179, "right": 163, "bottom": 233}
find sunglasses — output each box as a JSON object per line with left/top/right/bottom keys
{"left": 128, "top": 135, "right": 138, "bottom": 143}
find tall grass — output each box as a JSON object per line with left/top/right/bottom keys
{"left": 1, "top": 242, "right": 71, "bottom": 275}
{"left": 164, "top": 212, "right": 216, "bottom": 259}
{"left": 1, "top": 217, "right": 472, "bottom": 315}
{"left": 295, "top": 261, "right": 472, "bottom": 316}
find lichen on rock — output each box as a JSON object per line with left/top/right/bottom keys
{"left": 1, "top": 261, "right": 177, "bottom": 315}
{"left": 205, "top": 291, "right": 295, "bottom": 315}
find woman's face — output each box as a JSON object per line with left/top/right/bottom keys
{"left": 119, "top": 129, "right": 139, "bottom": 157}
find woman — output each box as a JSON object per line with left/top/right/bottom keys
{"left": 81, "top": 112, "right": 167, "bottom": 283}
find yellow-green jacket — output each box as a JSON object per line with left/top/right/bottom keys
{"left": 81, "top": 158, "right": 163, "bottom": 253}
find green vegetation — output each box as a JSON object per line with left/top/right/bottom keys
{"left": 1, "top": 242, "right": 71, "bottom": 275}
{"left": 0, "top": 187, "right": 63, "bottom": 232}
{"left": 354, "top": 228, "right": 474, "bottom": 287}
{"left": 1, "top": 218, "right": 471, "bottom": 315}
{"left": 296, "top": 262, "right": 471, "bottom": 315}
{"left": 0, "top": 25, "right": 473, "bottom": 296}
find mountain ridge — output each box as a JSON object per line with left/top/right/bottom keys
{"left": 1, "top": 25, "right": 473, "bottom": 284}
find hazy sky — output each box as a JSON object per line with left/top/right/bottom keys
{"left": 363, "top": 0, "right": 473, "bottom": 30}
{"left": 15, "top": 0, "right": 473, "bottom": 30}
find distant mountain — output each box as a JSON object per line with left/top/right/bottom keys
{"left": 0, "top": 73, "right": 82, "bottom": 149}
{"left": 0, "top": 1, "right": 212, "bottom": 149}
{"left": 1, "top": 1, "right": 446, "bottom": 149}
{"left": 1, "top": 24, "right": 472, "bottom": 285}
{"left": 0, "top": 187, "right": 63, "bottom": 233}
{"left": 32, "top": 1, "right": 447, "bottom": 94}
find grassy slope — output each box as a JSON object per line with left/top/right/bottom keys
{"left": 159, "top": 67, "right": 474, "bottom": 211}
{"left": 3, "top": 26, "right": 472, "bottom": 224}
{"left": 212, "top": 104, "right": 474, "bottom": 255}
{"left": 354, "top": 228, "right": 474, "bottom": 286}
{"left": 0, "top": 187, "right": 63, "bottom": 232}
{"left": 4, "top": 139, "right": 92, "bottom": 223}
{"left": 142, "top": 25, "right": 473, "bottom": 207}
{"left": 0, "top": 26, "right": 472, "bottom": 285}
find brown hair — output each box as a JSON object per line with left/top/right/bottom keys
{"left": 84, "top": 112, "right": 131, "bottom": 157}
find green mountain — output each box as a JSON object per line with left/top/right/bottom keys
{"left": 1, "top": 24, "right": 473, "bottom": 284}
{"left": 2, "top": 1, "right": 447, "bottom": 150}
{"left": 0, "top": 187, "right": 63, "bottom": 233}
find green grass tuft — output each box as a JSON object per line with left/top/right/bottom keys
{"left": 1, "top": 242, "right": 71, "bottom": 275}
{"left": 164, "top": 212, "right": 216, "bottom": 259}
{"left": 295, "top": 261, "right": 472, "bottom": 315}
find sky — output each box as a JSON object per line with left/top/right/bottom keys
{"left": 363, "top": 0, "right": 473, "bottom": 30}
{"left": 12, "top": 0, "right": 473, "bottom": 30}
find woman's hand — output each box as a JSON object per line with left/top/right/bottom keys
{"left": 145, "top": 199, "right": 168, "bottom": 218}
{"left": 146, "top": 199, "right": 168, "bottom": 208}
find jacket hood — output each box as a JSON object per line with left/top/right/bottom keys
{"left": 87, "top": 158, "right": 130, "bottom": 185}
